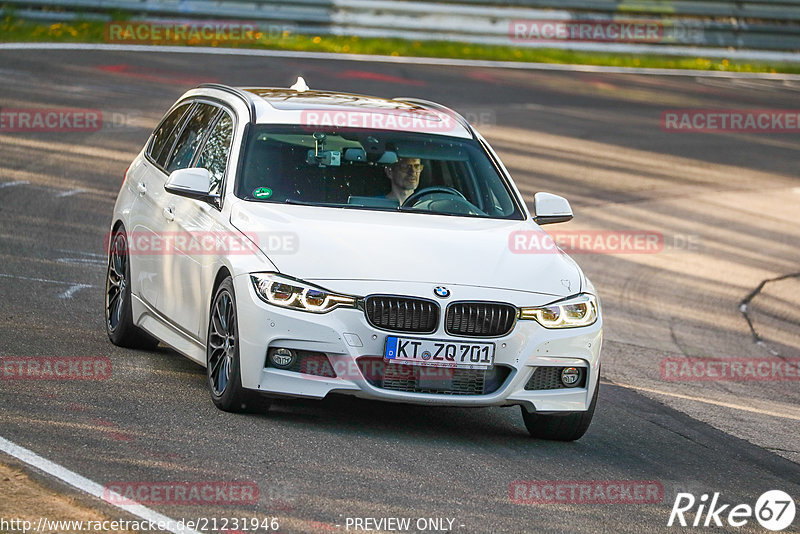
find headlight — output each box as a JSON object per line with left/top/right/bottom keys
{"left": 518, "top": 293, "right": 598, "bottom": 329}
{"left": 250, "top": 273, "right": 358, "bottom": 313}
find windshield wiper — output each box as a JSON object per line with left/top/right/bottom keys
{"left": 277, "top": 198, "right": 489, "bottom": 218}
{"left": 283, "top": 199, "right": 397, "bottom": 211}
{"left": 282, "top": 199, "right": 348, "bottom": 207}
{"left": 283, "top": 199, "right": 318, "bottom": 206}
{"left": 396, "top": 205, "right": 427, "bottom": 213}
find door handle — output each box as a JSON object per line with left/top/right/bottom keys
{"left": 163, "top": 206, "right": 175, "bottom": 222}
{"left": 137, "top": 182, "right": 147, "bottom": 195}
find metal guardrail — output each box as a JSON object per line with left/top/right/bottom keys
{"left": 3, "top": 0, "right": 800, "bottom": 55}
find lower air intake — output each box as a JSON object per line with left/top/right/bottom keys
{"left": 358, "top": 357, "right": 511, "bottom": 395}
{"left": 524, "top": 366, "right": 586, "bottom": 390}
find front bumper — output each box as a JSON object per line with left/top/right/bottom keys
{"left": 233, "top": 275, "right": 602, "bottom": 413}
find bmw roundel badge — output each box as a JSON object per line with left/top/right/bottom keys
{"left": 434, "top": 286, "right": 450, "bottom": 298}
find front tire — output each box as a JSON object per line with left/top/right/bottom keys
{"left": 521, "top": 381, "right": 598, "bottom": 441}
{"left": 105, "top": 227, "right": 158, "bottom": 349}
{"left": 207, "top": 277, "right": 270, "bottom": 413}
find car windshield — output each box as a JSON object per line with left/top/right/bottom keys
{"left": 235, "top": 125, "right": 523, "bottom": 220}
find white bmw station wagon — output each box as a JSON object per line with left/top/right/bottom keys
{"left": 106, "top": 79, "right": 602, "bottom": 440}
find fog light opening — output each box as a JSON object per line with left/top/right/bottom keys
{"left": 560, "top": 367, "right": 583, "bottom": 387}
{"left": 268, "top": 347, "right": 296, "bottom": 369}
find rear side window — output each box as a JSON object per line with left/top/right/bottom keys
{"left": 149, "top": 103, "right": 192, "bottom": 168}
{"left": 196, "top": 111, "right": 234, "bottom": 197}
{"left": 165, "top": 103, "right": 220, "bottom": 173}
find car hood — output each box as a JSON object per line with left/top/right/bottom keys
{"left": 230, "top": 201, "right": 581, "bottom": 297}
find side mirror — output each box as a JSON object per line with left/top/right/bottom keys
{"left": 533, "top": 192, "right": 573, "bottom": 225}
{"left": 165, "top": 168, "right": 214, "bottom": 201}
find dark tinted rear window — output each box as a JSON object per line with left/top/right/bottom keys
{"left": 165, "top": 103, "right": 220, "bottom": 173}
{"left": 149, "top": 103, "right": 192, "bottom": 168}
{"left": 196, "top": 112, "right": 234, "bottom": 197}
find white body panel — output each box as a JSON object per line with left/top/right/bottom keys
{"left": 109, "top": 86, "right": 603, "bottom": 413}
{"left": 229, "top": 200, "right": 581, "bottom": 297}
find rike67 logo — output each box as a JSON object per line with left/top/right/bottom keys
{"left": 668, "top": 490, "right": 796, "bottom": 531}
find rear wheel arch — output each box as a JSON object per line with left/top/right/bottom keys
{"left": 105, "top": 225, "right": 158, "bottom": 349}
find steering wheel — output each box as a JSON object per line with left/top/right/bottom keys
{"left": 401, "top": 186, "right": 468, "bottom": 208}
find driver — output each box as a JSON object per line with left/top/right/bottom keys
{"left": 385, "top": 157, "right": 423, "bottom": 203}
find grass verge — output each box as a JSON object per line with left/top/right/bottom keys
{"left": 2, "top": 14, "right": 799, "bottom": 74}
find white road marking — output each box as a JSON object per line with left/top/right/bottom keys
{"left": 0, "top": 435, "right": 201, "bottom": 534}
{"left": 55, "top": 249, "right": 106, "bottom": 258}
{"left": 55, "top": 189, "right": 86, "bottom": 198}
{"left": 0, "top": 273, "right": 91, "bottom": 285}
{"left": 607, "top": 381, "right": 800, "bottom": 421}
{"left": 0, "top": 180, "right": 29, "bottom": 189}
{"left": 756, "top": 339, "right": 781, "bottom": 357}
{"left": 0, "top": 273, "right": 95, "bottom": 299}
{"left": 1, "top": 42, "right": 800, "bottom": 80}
{"left": 57, "top": 257, "right": 106, "bottom": 267}
{"left": 58, "top": 284, "right": 94, "bottom": 299}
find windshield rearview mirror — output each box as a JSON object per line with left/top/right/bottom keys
{"left": 377, "top": 151, "right": 398, "bottom": 164}
{"left": 344, "top": 148, "right": 367, "bottom": 162}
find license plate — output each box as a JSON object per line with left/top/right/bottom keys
{"left": 384, "top": 336, "right": 495, "bottom": 369}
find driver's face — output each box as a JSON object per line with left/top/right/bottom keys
{"left": 389, "top": 158, "right": 422, "bottom": 190}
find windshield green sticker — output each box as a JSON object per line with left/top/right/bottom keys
{"left": 253, "top": 187, "right": 273, "bottom": 199}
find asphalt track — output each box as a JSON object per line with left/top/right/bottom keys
{"left": 0, "top": 48, "right": 799, "bottom": 534}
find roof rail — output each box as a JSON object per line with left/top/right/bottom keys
{"left": 198, "top": 83, "right": 256, "bottom": 121}
{"left": 392, "top": 97, "right": 474, "bottom": 137}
